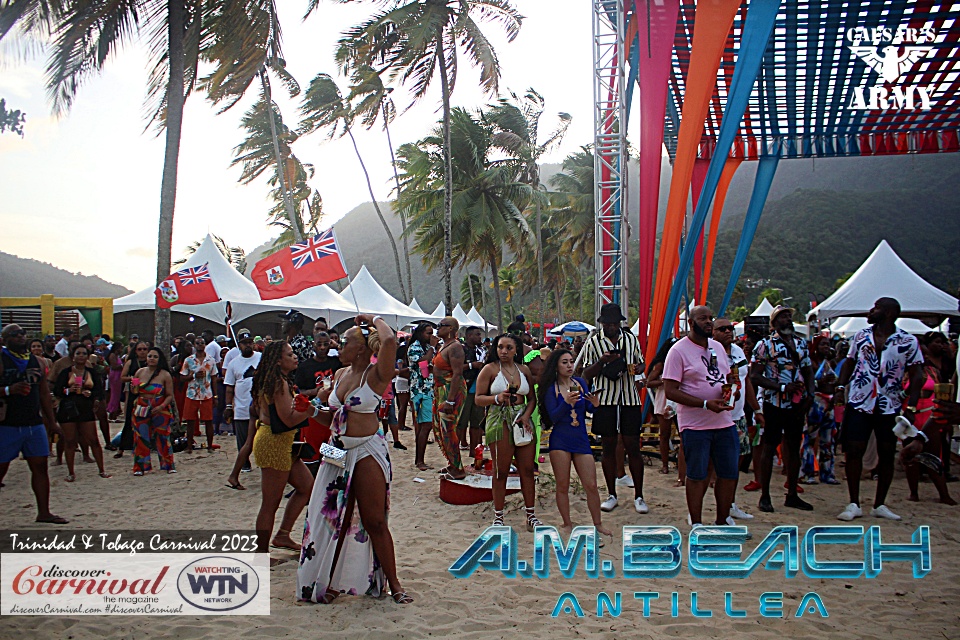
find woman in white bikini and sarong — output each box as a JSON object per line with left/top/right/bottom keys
{"left": 474, "top": 334, "right": 540, "bottom": 530}
{"left": 297, "top": 314, "right": 412, "bottom": 605}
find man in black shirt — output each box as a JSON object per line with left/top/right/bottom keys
{"left": 295, "top": 330, "right": 342, "bottom": 398}
{"left": 0, "top": 324, "right": 68, "bottom": 524}
{"left": 456, "top": 326, "right": 486, "bottom": 451}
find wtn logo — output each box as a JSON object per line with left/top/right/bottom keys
{"left": 186, "top": 574, "right": 248, "bottom": 596}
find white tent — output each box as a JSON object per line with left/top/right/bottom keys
{"left": 829, "top": 316, "right": 935, "bottom": 338}
{"left": 409, "top": 298, "right": 425, "bottom": 314}
{"left": 631, "top": 310, "right": 688, "bottom": 336}
{"left": 808, "top": 240, "right": 959, "bottom": 321}
{"left": 451, "top": 303, "right": 471, "bottom": 326}
{"left": 339, "top": 266, "right": 438, "bottom": 328}
{"left": 113, "top": 235, "right": 360, "bottom": 326}
{"left": 432, "top": 302, "right": 445, "bottom": 318}
{"left": 751, "top": 298, "right": 775, "bottom": 317}
{"left": 466, "top": 307, "right": 497, "bottom": 332}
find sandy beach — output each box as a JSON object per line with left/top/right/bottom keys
{"left": 1, "top": 424, "right": 958, "bottom": 640}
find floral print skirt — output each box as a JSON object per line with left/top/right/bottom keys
{"left": 297, "top": 432, "right": 392, "bottom": 603}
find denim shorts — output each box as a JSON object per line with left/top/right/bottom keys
{"left": 0, "top": 424, "right": 50, "bottom": 464}
{"left": 681, "top": 424, "right": 740, "bottom": 481}
{"left": 411, "top": 391, "right": 434, "bottom": 425}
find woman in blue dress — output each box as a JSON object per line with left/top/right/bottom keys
{"left": 538, "top": 348, "right": 612, "bottom": 536}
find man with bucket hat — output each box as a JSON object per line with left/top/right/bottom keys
{"left": 579, "top": 303, "right": 649, "bottom": 514}
{"left": 750, "top": 305, "right": 815, "bottom": 512}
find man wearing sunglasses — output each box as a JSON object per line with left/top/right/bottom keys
{"left": 0, "top": 324, "right": 69, "bottom": 524}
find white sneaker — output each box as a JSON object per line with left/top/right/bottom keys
{"left": 616, "top": 475, "right": 634, "bottom": 488}
{"left": 600, "top": 495, "right": 618, "bottom": 512}
{"left": 836, "top": 503, "right": 863, "bottom": 521}
{"left": 634, "top": 497, "right": 649, "bottom": 514}
{"left": 729, "top": 503, "right": 754, "bottom": 520}
{"left": 870, "top": 505, "right": 902, "bottom": 521}
{"left": 690, "top": 522, "right": 703, "bottom": 531}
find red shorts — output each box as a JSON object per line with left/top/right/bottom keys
{"left": 183, "top": 397, "right": 214, "bottom": 421}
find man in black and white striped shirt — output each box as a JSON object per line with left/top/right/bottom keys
{"left": 580, "top": 303, "right": 648, "bottom": 514}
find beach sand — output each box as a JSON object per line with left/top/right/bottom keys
{"left": 1, "top": 427, "right": 958, "bottom": 639}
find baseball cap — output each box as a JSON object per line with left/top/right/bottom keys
{"left": 216, "top": 334, "right": 228, "bottom": 343}
{"left": 236, "top": 329, "right": 253, "bottom": 342}
{"left": 281, "top": 309, "right": 304, "bottom": 322}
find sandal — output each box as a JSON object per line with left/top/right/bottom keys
{"left": 493, "top": 509, "right": 504, "bottom": 527}
{"left": 659, "top": 467, "right": 670, "bottom": 474}
{"left": 113, "top": 451, "right": 124, "bottom": 459}
{"left": 391, "top": 591, "right": 414, "bottom": 605}
{"left": 35, "top": 514, "right": 69, "bottom": 524}
{"left": 99, "top": 472, "right": 112, "bottom": 479}
{"left": 320, "top": 588, "right": 340, "bottom": 604}
{"left": 105, "top": 444, "right": 118, "bottom": 451}
{"left": 65, "top": 474, "right": 76, "bottom": 483}
{"left": 225, "top": 482, "right": 246, "bottom": 490}
{"left": 525, "top": 507, "right": 543, "bottom": 532}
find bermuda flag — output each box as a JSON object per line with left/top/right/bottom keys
{"left": 154, "top": 263, "right": 221, "bottom": 308}
{"left": 251, "top": 229, "right": 348, "bottom": 300}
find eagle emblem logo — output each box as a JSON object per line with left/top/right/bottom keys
{"left": 849, "top": 44, "right": 933, "bottom": 84}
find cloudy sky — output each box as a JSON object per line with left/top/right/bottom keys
{"left": 0, "top": 0, "right": 600, "bottom": 292}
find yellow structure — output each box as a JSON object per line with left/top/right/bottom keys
{"left": 0, "top": 295, "right": 114, "bottom": 336}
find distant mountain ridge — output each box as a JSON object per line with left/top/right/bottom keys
{"left": 0, "top": 251, "right": 133, "bottom": 298}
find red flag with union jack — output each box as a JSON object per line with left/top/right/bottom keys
{"left": 251, "top": 228, "right": 348, "bottom": 300}
{"left": 154, "top": 263, "right": 221, "bottom": 308}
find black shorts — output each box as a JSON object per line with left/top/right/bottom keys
{"left": 841, "top": 408, "right": 897, "bottom": 446}
{"left": 761, "top": 404, "right": 805, "bottom": 447}
{"left": 591, "top": 405, "right": 642, "bottom": 438}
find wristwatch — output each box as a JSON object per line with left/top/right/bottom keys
{"left": 702, "top": 399, "right": 708, "bottom": 409}
{"left": 906, "top": 405, "right": 918, "bottom": 412}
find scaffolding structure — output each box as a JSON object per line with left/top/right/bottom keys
{"left": 592, "top": 0, "right": 629, "bottom": 318}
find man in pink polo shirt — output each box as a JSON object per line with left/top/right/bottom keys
{"left": 663, "top": 306, "right": 738, "bottom": 527}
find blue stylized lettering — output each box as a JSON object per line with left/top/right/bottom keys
{"left": 865, "top": 525, "right": 930, "bottom": 578}
{"left": 633, "top": 592, "right": 659, "bottom": 617}
{"left": 448, "top": 526, "right": 517, "bottom": 578}
{"left": 802, "top": 526, "right": 865, "bottom": 579}
{"left": 597, "top": 592, "right": 621, "bottom": 617}
{"left": 759, "top": 592, "right": 783, "bottom": 617}
{"left": 724, "top": 592, "right": 747, "bottom": 617}
{"left": 533, "top": 526, "right": 598, "bottom": 579}
{"left": 551, "top": 592, "right": 584, "bottom": 617}
{"left": 622, "top": 526, "right": 681, "bottom": 579}
{"left": 795, "top": 592, "right": 828, "bottom": 618}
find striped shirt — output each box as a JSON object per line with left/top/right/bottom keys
{"left": 579, "top": 329, "right": 644, "bottom": 406}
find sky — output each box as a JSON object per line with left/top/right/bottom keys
{"left": 0, "top": 0, "right": 597, "bottom": 292}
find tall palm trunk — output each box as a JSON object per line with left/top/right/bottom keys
{"left": 384, "top": 109, "right": 414, "bottom": 299}
{"left": 261, "top": 72, "right": 302, "bottom": 243}
{"left": 467, "top": 273, "right": 476, "bottom": 310}
{"left": 488, "top": 252, "right": 503, "bottom": 332}
{"left": 154, "top": 0, "right": 185, "bottom": 353}
{"left": 346, "top": 128, "right": 408, "bottom": 301}
{"left": 535, "top": 195, "right": 543, "bottom": 336}
{"left": 436, "top": 31, "right": 453, "bottom": 311}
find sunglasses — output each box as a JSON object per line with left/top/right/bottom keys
{"left": 438, "top": 323, "right": 452, "bottom": 328}
{"left": 714, "top": 326, "right": 735, "bottom": 332}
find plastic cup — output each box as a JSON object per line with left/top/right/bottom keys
{"left": 418, "top": 360, "right": 430, "bottom": 377}
{"left": 721, "top": 383, "right": 732, "bottom": 404}
{"left": 131, "top": 377, "right": 140, "bottom": 387}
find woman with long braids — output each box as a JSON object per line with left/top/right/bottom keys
{"left": 251, "top": 340, "right": 314, "bottom": 555}
{"left": 114, "top": 340, "right": 149, "bottom": 459}
{"left": 298, "top": 314, "right": 412, "bottom": 605}
{"left": 474, "top": 334, "right": 539, "bottom": 530}
{"left": 130, "top": 347, "right": 176, "bottom": 475}
{"left": 538, "top": 348, "right": 610, "bottom": 536}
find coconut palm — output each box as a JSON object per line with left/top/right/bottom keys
{"left": 0, "top": 0, "right": 298, "bottom": 353}
{"left": 331, "top": 0, "right": 523, "bottom": 311}
{"left": 460, "top": 273, "right": 484, "bottom": 312}
{"left": 298, "top": 72, "right": 408, "bottom": 301}
{"left": 486, "top": 88, "right": 571, "bottom": 327}
{"left": 174, "top": 235, "right": 247, "bottom": 273}
{"left": 396, "top": 107, "right": 531, "bottom": 329}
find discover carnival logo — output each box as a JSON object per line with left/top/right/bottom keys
{"left": 846, "top": 25, "right": 940, "bottom": 110}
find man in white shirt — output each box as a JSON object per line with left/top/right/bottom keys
{"left": 223, "top": 329, "right": 261, "bottom": 490}
{"left": 54, "top": 328, "right": 75, "bottom": 359}
{"left": 201, "top": 329, "right": 222, "bottom": 366}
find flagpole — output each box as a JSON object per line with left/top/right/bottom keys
{"left": 332, "top": 229, "right": 362, "bottom": 316}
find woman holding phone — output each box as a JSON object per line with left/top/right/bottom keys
{"left": 538, "top": 348, "right": 611, "bottom": 536}
{"left": 474, "top": 334, "right": 539, "bottom": 530}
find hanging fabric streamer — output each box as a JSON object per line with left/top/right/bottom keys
{"left": 690, "top": 158, "right": 709, "bottom": 301}
{"left": 700, "top": 157, "right": 743, "bottom": 305}
{"left": 645, "top": 0, "right": 741, "bottom": 366}
{"left": 635, "top": 0, "right": 679, "bottom": 351}
{"left": 718, "top": 153, "right": 780, "bottom": 316}
{"left": 653, "top": 0, "right": 782, "bottom": 355}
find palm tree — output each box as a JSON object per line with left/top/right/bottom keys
{"left": 460, "top": 273, "right": 484, "bottom": 311}
{"left": 0, "top": 0, "right": 297, "bottom": 353}
{"left": 174, "top": 235, "right": 247, "bottom": 273}
{"left": 486, "top": 88, "right": 571, "bottom": 328}
{"left": 396, "top": 107, "right": 531, "bottom": 329}
{"left": 298, "top": 72, "right": 408, "bottom": 301}
{"left": 230, "top": 89, "right": 323, "bottom": 251}
{"left": 332, "top": 0, "right": 523, "bottom": 311}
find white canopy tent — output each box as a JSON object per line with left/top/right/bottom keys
{"left": 828, "top": 316, "right": 936, "bottom": 338}
{"left": 466, "top": 307, "right": 497, "bottom": 332}
{"left": 751, "top": 298, "right": 775, "bottom": 317}
{"left": 451, "top": 303, "right": 471, "bottom": 326}
{"left": 432, "top": 302, "right": 445, "bottom": 318}
{"left": 808, "top": 240, "right": 959, "bottom": 321}
{"left": 408, "top": 298, "right": 425, "bottom": 314}
{"left": 339, "top": 266, "right": 439, "bottom": 328}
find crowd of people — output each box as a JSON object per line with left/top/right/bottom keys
{"left": 0, "top": 296, "right": 958, "bottom": 607}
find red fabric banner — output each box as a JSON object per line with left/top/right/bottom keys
{"left": 251, "top": 229, "right": 348, "bottom": 300}
{"left": 155, "top": 263, "right": 220, "bottom": 309}
{"left": 699, "top": 157, "right": 742, "bottom": 305}
{"left": 635, "top": 0, "right": 680, "bottom": 350}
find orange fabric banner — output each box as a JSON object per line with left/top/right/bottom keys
{"left": 645, "top": 0, "right": 740, "bottom": 365}
{"left": 699, "top": 157, "right": 743, "bottom": 305}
